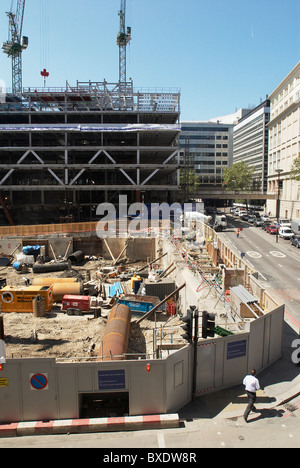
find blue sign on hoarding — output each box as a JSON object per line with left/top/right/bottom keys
{"left": 98, "top": 370, "right": 126, "bottom": 390}
{"left": 227, "top": 340, "right": 247, "bottom": 360}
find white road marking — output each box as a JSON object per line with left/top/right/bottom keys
{"left": 157, "top": 432, "right": 166, "bottom": 448}
{"left": 246, "top": 251, "right": 262, "bottom": 258}
{"left": 270, "top": 251, "right": 286, "bottom": 258}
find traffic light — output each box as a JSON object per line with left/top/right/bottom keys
{"left": 202, "top": 310, "right": 215, "bottom": 338}
{"left": 181, "top": 309, "right": 193, "bottom": 343}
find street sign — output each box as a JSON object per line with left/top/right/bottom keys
{"left": 30, "top": 373, "right": 48, "bottom": 391}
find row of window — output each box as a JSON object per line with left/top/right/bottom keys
{"left": 179, "top": 134, "right": 229, "bottom": 141}
{"left": 194, "top": 160, "right": 228, "bottom": 166}
{"left": 183, "top": 143, "right": 228, "bottom": 149}
{"left": 195, "top": 168, "right": 225, "bottom": 174}
{"left": 181, "top": 126, "right": 229, "bottom": 132}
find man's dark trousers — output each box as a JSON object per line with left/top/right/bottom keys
{"left": 244, "top": 391, "right": 256, "bottom": 421}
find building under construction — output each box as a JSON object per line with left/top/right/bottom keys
{"left": 0, "top": 81, "right": 181, "bottom": 225}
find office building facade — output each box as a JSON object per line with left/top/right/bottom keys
{"left": 233, "top": 100, "right": 270, "bottom": 193}
{"left": 179, "top": 121, "right": 234, "bottom": 186}
{"left": 266, "top": 62, "right": 300, "bottom": 221}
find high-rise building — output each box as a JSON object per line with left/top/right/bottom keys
{"left": 266, "top": 62, "right": 300, "bottom": 221}
{"left": 233, "top": 100, "right": 270, "bottom": 193}
{"left": 179, "top": 121, "right": 234, "bottom": 186}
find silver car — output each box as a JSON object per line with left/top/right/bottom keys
{"left": 254, "top": 217, "right": 262, "bottom": 226}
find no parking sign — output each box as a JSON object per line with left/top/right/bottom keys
{"left": 30, "top": 373, "right": 48, "bottom": 391}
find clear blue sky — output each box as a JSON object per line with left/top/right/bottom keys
{"left": 0, "top": 0, "right": 299, "bottom": 120}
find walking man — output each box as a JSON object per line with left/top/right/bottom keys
{"left": 236, "top": 228, "right": 240, "bottom": 238}
{"left": 243, "top": 369, "right": 260, "bottom": 422}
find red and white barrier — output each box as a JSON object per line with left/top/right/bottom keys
{"left": 0, "top": 413, "right": 179, "bottom": 437}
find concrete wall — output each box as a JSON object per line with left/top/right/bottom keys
{"left": 0, "top": 349, "right": 191, "bottom": 422}
{"left": 0, "top": 237, "right": 73, "bottom": 259}
{"left": 101, "top": 238, "right": 156, "bottom": 262}
{"left": 0, "top": 305, "right": 283, "bottom": 422}
{"left": 196, "top": 305, "right": 284, "bottom": 395}
{"left": 0, "top": 238, "right": 22, "bottom": 256}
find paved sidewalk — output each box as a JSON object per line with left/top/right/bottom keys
{"left": 179, "top": 320, "right": 300, "bottom": 421}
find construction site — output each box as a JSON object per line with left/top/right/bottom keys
{"left": 0, "top": 220, "right": 284, "bottom": 423}
{"left": 0, "top": 1, "right": 285, "bottom": 428}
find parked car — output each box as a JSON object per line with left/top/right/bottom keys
{"left": 262, "top": 221, "right": 272, "bottom": 230}
{"left": 266, "top": 225, "right": 278, "bottom": 234}
{"left": 248, "top": 215, "right": 255, "bottom": 223}
{"left": 239, "top": 211, "right": 247, "bottom": 218}
{"left": 261, "top": 215, "right": 269, "bottom": 222}
{"left": 290, "top": 235, "right": 300, "bottom": 248}
{"left": 278, "top": 227, "right": 294, "bottom": 239}
{"left": 279, "top": 219, "right": 291, "bottom": 228}
{"left": 254, "top": 217, "right": 262, "bottom": 227}
{"left": 240, "top": 213, "right": 249, "bottom": 221}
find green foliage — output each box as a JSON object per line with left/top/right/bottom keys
{"left": 180, "top": 168, "right": 201, "bottom": 189}
{"left": 223, "top": 162, "right": 255, "bottom": 192}
{"left": 290, "top": 155, "right": 300, "bottom": 182}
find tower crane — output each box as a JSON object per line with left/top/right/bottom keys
{"left": 2, "top": 0, "right": 28, "bottom": 93}
{"left": 116, "top": 0, "right": 131, "bottom": 84}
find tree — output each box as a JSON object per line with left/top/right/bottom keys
{"left": 290, "top": 155, "right": 300, "bottom": 182}
{"left": 223, "top": 162, "right": 255, "bottom": 192}
{"left": 180, "top": 168, "right": 201, "bottom": 199}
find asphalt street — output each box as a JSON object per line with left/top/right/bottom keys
{"left": 220, "top": 215, "right": 300, "bottom": 325}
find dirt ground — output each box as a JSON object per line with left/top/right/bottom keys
{"left": 0, "top": 259, "right": 185, "bottom": 361}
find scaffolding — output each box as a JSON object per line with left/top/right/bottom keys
{"left": 0, "top": 81, "right": 181, "bottom": 224}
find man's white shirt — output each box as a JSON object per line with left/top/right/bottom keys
{"left": 243, "top": 375, "right": 260, "bottom": 393}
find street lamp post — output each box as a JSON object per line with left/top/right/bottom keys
{"left": 275, "top": 168, "right": 283, "bottom": 243}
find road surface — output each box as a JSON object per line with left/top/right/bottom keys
{"left": 220, "top": 215, "right": 300, "bottom": 327}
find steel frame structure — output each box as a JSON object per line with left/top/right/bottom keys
{"left": 0, "top": 81, "right": 181, "bottom": 223}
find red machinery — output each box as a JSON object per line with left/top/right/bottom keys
{"left": 61, "top": 295, "right": 100, "bottom": 316}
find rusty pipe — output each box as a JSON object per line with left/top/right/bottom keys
{"left": 99, "top": 303, "right": 132, "bottom": 361}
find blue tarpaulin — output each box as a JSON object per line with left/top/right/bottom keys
{"left": 22, "top": 245, "right": 41, "bottom": 256}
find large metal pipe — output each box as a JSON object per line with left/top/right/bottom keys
{"left": 99, "top": 303, "right": 132, "bottom": 361}
{"left": 52, "top": 282, "right": 83, "bottom": 302}
{"left": 33, "top": 278, "right": 82, "bottom": 301}
{"left": 68, "top": 250, "right": 84, "bottom": 265}
{"left": 33, "top": 277, "right": 78, "bottom": 286}
{"left": 32, "top": 261, "right": 70, "bottom": 274}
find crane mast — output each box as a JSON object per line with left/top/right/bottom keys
{"left": 116, "top": 0, "right": 131, "bottom": 84}
{"left": 2, "top": 0, "right": 28, "bottom": 93}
